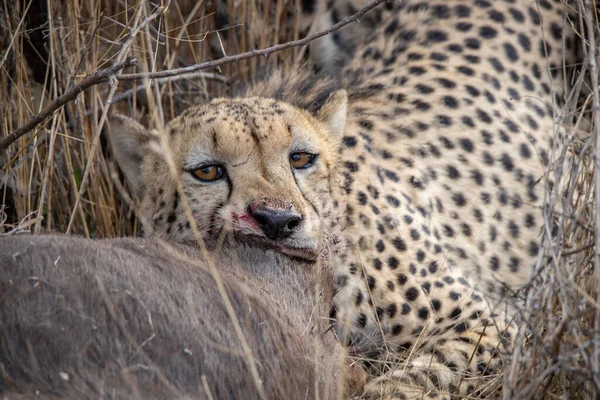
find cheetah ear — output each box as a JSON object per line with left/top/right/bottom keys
{"left": 106, "top": 114, "right": 152, "bottom": 197}
{"left": 315, "top": 90, "right": 347, "bottom": 137}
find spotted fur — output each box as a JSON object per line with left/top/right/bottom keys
{"left": 109, "top": 0, "right": 579, "bottom": 398}
{"left": 252, "top": 0, "right": 579, "bottom": 398}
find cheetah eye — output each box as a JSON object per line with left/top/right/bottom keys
{"left": 191, "top": 165, "right": 225, "bottom": 182}
{"left": 290, "top": 152, "right": 317, "bottom": 169}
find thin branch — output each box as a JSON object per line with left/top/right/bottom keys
{"left": 117, "top": 0, "right": 387, "bottom": 81}
{"left": 561, "top": 243, "right": 594, "bottom": 257}
{"left": 0, "top": 59, "right": 137, "bottom": 152}
{"left": 92, "top": 72, "right": 228, "bottom": 113}
{"left": 2, "top": 0, "right": 385, "bottom": 153}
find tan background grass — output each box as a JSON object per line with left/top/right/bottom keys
{"left": 1, "top": 0, "right": 599, "bottom": 398}
{"left": 1, "top": 0, "right": 303, "bottom": 238}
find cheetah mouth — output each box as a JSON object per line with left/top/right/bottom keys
{"left": 275, "top": 243, "right": 319, "bottom": 261}
{"left": 231, "top": 233, "right": 319, "bottom": 261}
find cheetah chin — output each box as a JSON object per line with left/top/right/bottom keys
{"left": 230, "top": 231, "right": 320, "bottom": 261}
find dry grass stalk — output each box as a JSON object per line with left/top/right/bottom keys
{"left": 1, "top": 0, "right": 599, "bottom": 399}
{"left": 500, "top": 1, "right": 599, "bottom": 399}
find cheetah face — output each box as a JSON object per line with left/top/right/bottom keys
{"left": 107, "top": 92, "right": 347, "bottom": 260}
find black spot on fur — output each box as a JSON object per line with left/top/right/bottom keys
{"left": 503, "top": 42, "right": 519, "bottom": 61}
{"left": 427, "top": 30, "right": 448, "bottom": 43}
{"left": 479, "top": 26, "right": 497, "bottom": 38}
{"left": 406, "top": 287, "right": 419, "bottom": 301}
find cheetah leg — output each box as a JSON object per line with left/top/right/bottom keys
{"left": 360, "top": 316, "right": 515, "bottom": 399}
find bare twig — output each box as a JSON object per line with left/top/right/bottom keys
{"left": 2, "top": 0, "right": 384, "bottom": 153}
{"left": 0, "top": 59, "right": 137, "bottom": 152}
{"left": 116, "top": 0, "right": 387, "bottom": 81}
{"left": 93, "top": 72, "right": 228, "bottom": 112}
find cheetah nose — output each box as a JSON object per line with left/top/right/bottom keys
{"left": 247, "top": 204, "right": 302, "bottom": 240}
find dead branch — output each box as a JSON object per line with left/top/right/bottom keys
{"left": 0, "top": 59, "right": 137, "bottom": 152}
{"left": 1, "top": 0, "right": 386, "bottom": 153}
{"left": 116, "top": 0, "right": 387, "bottom": 81}
{"left": 92, "top": 72, "right": 228, "bottom": 113}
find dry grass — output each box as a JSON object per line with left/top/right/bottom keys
{"left": 1, "top": 0, "right": 599, "bottom": 399}
{"left": 0, "top": 0, "right": 303, "bottom": 238}
{"left": 501, "top": 2, "right": 599, "bottom": 398}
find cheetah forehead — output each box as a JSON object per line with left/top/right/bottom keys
{"left": 169, "top": 98, "right": 300, "bottom": 132}
{"left": 164, "top": 98, "right": 335, "bottom": 163}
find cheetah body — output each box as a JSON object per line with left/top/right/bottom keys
{"left": 109, "top": 0, "right": 578, "bottom": 397}
{"left": 298, "top": 0, "right": 577, "bottom": 396}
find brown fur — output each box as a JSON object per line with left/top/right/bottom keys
{"left": 0, "top": 235, "right": 364, "bottom": 399}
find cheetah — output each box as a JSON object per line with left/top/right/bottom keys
{"left": 106, "top": 0, "right": 579, "bottom": 398}
{"left": 293, "top": 0, "right": 579, "bottom": 397}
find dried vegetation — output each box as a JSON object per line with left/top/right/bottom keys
{"left": 1, "top": 0, "right": 303, "bottom": 237}
{"left": 1, "top": 0, "right": 599, "bottom": 398}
